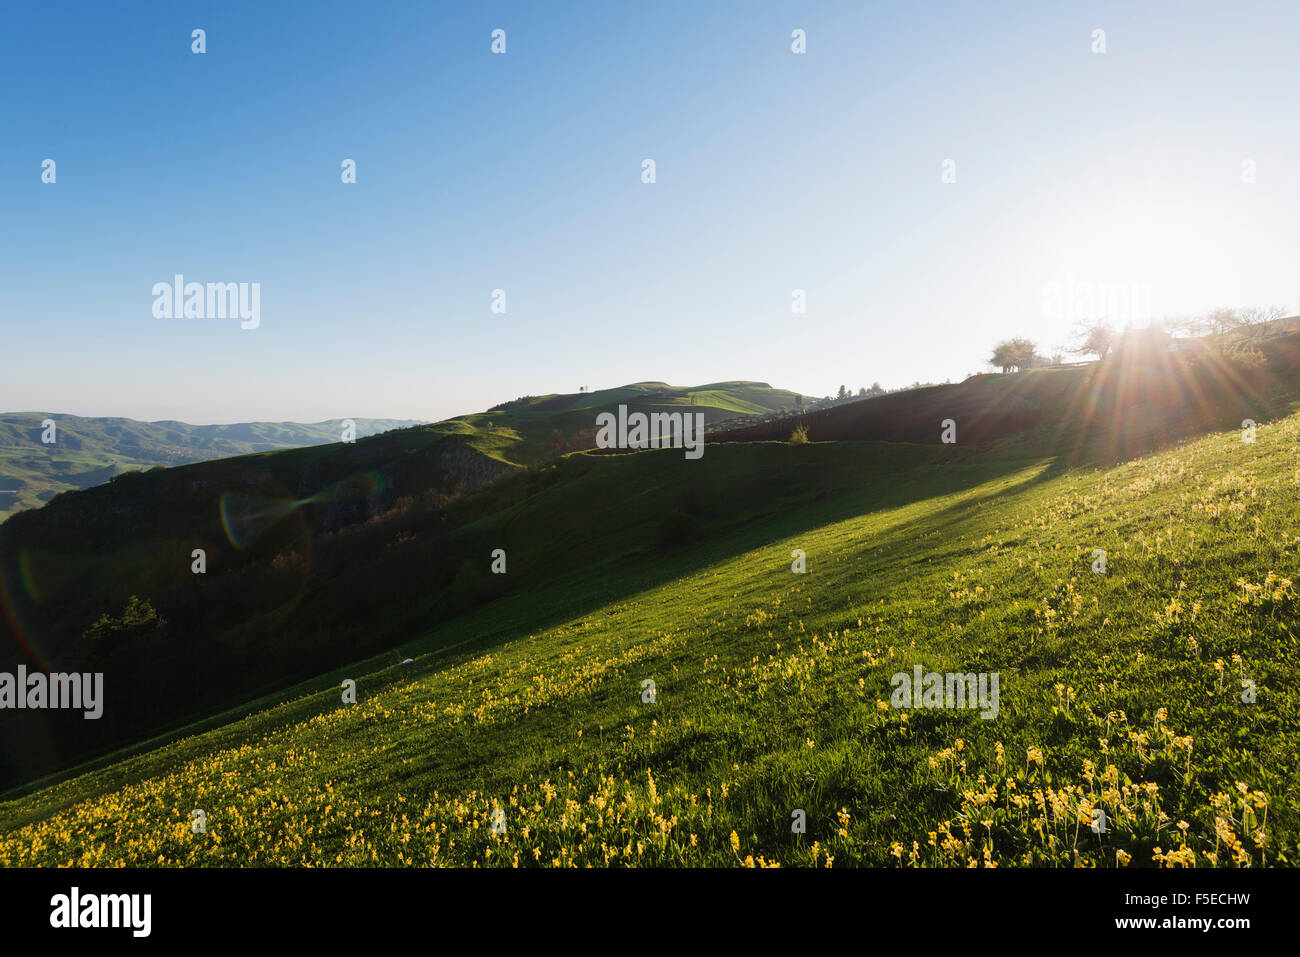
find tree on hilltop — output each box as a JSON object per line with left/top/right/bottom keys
{"left": 1071, "top": 320, "right": 1115, "bottom": 359}
{"left": 989, "top": 337, "right": 1039, "bottom": 373}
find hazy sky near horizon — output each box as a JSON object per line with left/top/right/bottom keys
{"left": 4, "top": 0, "right": 1299, "bottom": 424}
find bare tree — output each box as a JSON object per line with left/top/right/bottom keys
{"left": 1208, "top": 307, "right": 1242, "bottom": 336}
{"left": 1070, "top": 320, "right": 1115, "bottom": 359}
{"left": 1238, "top": 305, "right": 1285, "bottom": 337}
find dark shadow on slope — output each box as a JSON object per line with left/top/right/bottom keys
{"left": 3, "top": 329, "right": 1300, "bottom": 788}
{"left": 0, "top": 443, "right": 1052, "bottom": 812}
{"left": 0, "top": 439, "right": 1042, "bottom": 794}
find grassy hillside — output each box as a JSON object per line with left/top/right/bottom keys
{"left": 0, "top": 381, "right": 797, "bottom": 522}
{"left": 1, "top": 391, "right": 1296, "bottom": 865}
{"left": 0, "top": 381, "right": 804, "bottom": 785}
{"left": 440, "top": 380, "right": 802, "bottom": 466}
{"left": 0, "top": 414, "right": 420, "bottom": 520}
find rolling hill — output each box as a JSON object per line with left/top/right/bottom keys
{"left": 0, "top": 415, "right": 421, "bottom": 521}
{"left": 0, "top": 345, "right": 1297, "bottom": 867}
{"left": 0, "top": 382, "right": 801, "bottom": 524}
{"left": 0, "top": 380, "right": 804, "bottom": 783}
{"left": 429, "top": 379, "right": 803, "bottom": 465}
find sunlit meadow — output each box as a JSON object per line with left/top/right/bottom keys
{"left": 1, "top": 408, "right": 1297, "bottom": 867}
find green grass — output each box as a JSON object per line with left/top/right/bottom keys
{"left": 0, "top": 381, "right": 855, "bottom": 789}
{"left": 2, "top": 404, "right": 1296, "bottom": 867}
{"left": 440, "top": 380, "right": 802, "bottom": 465}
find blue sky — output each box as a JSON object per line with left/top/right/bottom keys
{"left": 3, "top": 0, "right": 1298, "bottom": 424}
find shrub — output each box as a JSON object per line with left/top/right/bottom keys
{"left": 76, "top": 595, "right": 164, "bottom": 664}
{"left": 790, "top": 425, "right": 809, "bottom": 445}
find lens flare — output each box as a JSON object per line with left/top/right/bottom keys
{"left": 219, "top": 494, "right": 301, "bottom": 550}
{"left": 0, "top": 551, "right": 53, "bottom": 672}
{"left": 219, "top": 470, "right": 387, "bottom": 548}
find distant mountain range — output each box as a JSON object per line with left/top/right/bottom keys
{"left": 0, "top": 415, "right": 421, "bottom": 520}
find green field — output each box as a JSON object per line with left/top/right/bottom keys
{"left": 1, "top": 362, "right": 1295, "bottom": 866}
{"left": 0, "top": 380, "right": 814, "bottom": 788}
